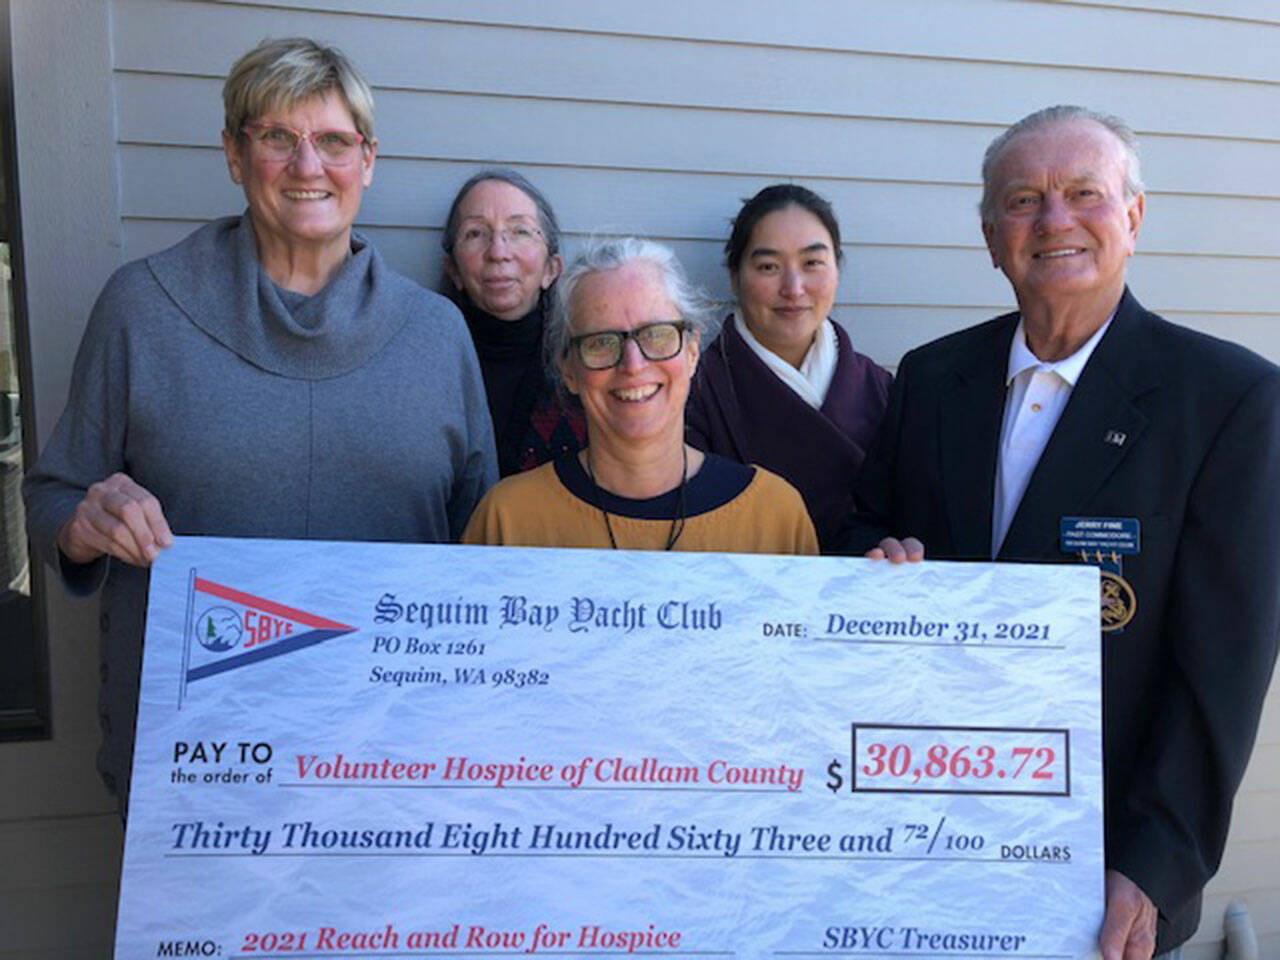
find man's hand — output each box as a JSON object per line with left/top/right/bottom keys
{"left": 1099, "top": 869, "right": 1158, "bottom": 960}
{"left": 864, "top": 536, "right": 924, "bottom": 563}
{"left": 57, "top": 472, "right": 174, "bottom": 567}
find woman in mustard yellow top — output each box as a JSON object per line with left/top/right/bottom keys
{"left": 463, "top": 237, "right": 816, "bottom": 555}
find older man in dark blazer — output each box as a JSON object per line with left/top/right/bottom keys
{"left": 843, "top": 106, "right": 1280, "bottom": 958}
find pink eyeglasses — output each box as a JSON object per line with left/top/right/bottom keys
{"left": 240, "top": 122, "right": 366, "bottom": 166}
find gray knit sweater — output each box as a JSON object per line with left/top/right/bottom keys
{"left": 23, "top": 216, "right": 497, "bottom": 811}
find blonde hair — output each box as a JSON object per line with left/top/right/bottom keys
{"left": 223, "top": 37, "right": 375, "bottom": 142}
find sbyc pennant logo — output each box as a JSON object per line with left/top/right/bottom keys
{"left": 194, "top": 607, "right": 243, "bottom": 652}
{"left": 178, "top": 572, "right": 356, "bottom": 707}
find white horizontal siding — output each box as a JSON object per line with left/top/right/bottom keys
{"left": 196, "top": 0, "right": 1280, "bottom": 82}
{"left": 1063, "top": 0, "right": 1280, "bottom": 25}
{"left": 0, "top": 815, "right": 122, "bottom": 956}
{"left": 1199, "top": 682, "right": 1280, "bottom": 946}
{"left": 1223, "top": 791, "right": 1280, "bottom": 845}
{"left": 110, "top": 0, "right": 1280, "bottom": 372}
{"left": 114, "top": 75, "right": 1280, "bottom": 205}
{"left": 115, "top": 3, "right": 1280, "bottom": 140}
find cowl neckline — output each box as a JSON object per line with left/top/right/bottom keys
{"left": 146, "top": 214, "right": 410, "bottom": 380}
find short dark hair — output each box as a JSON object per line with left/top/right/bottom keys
{"left": 723, "top": 183, "right": 843, "bottom": 275}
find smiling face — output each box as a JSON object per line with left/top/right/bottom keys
{"left": 223, "top": 90, "right": 376, "bottom": 262}
{"left": 732, "top": 205, "right": 839, "bottom": 369}
{"left": 445, "top": 179, "right": 562, "bottom": 321}
{"left": 982, "top": 118, "right": 1143, "bottom": 314}
{"left": 560, "top": 261, "right": 699, "bottom": 454}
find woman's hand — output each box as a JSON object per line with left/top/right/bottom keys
{"left": 57, "top": 472, "right": 174, "bottom": 567}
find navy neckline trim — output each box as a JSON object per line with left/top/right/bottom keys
{"left": 555, "top": 452, "right": 754, "bottom": 519}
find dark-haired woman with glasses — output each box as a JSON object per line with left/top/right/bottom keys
{"left": 23, "top": 37, "right": 495, "bottom": 815}
{"left": 463, "top": 237, "right": 816, "bottom": 554}
{"left": 687, "top": 184, "right": 891, "bottom": 551}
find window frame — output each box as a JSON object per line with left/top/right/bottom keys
{"left": 0, "top": 0, "right": 52, "bottom": 742}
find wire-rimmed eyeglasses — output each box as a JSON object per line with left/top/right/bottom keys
{"left": 568, "top": 321, "right": 688, "bottom": 370}
{"left": 455, "top": 223, "right": 546, "bottom": 253}
{"left": 241, "top": 122, "right": 366, "bottom": 166}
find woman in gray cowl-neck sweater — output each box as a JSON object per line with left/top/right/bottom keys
{"left": 22, "top": 38, "right": 496, "bottom": 816}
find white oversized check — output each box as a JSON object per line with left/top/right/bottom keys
{"left": 118, "top": 537, "right": 1104, "bottom": 959}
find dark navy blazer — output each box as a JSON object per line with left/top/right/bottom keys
{"left": 844, "top": 288, "right": 1280, "bottom": 951}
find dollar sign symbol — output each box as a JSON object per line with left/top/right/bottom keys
{"left": 826, "top": 758, "right": 843, "bottom": 793}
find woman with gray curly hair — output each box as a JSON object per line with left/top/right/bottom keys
{"left": 463, "top": 236, "right": 816, "bottom": 553}
{"left": 23, "top": 37, "right": 495, "bottom": 814}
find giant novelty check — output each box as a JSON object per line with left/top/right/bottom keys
{"left": 117, "top": 537, "right": 1105, "bottom": 959}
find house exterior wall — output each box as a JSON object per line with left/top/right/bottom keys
{"left": 2, "top": 1, "right": 1276, "bottom": 955}
{"left": 1, "top": 2, "right": 123, "bottom": 958}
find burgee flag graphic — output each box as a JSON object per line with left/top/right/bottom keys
{"left": 181, "top": 572, "right": 356, "bottom": 697}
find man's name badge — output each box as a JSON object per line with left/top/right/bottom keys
{"left": 1060, "top": 516, "right": 1140, "bottom": 633}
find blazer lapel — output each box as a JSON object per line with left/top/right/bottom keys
{"left": 998, "top": 291, "right": 1158, "bottom": 561}
{"left": 939, "top": 318, "right": 1016, "bottom": 557}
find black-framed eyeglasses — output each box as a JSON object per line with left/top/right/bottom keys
{"left": 569, "top": 321, "right": 688, "bottom": 370}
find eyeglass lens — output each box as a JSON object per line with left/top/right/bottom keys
{"left": 247, "top": 125, "right": 362, "bottom": 165}
{"left": 457, "top": 224, "right": 544, "bottom": 251}
{"left": 576, "top": 323, "right": 684, "bottom": 369}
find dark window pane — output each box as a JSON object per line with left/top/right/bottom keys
{"left": 0, "top": 0, "right": 49, "bottom": 739}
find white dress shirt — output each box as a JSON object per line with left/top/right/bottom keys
{"left": 991, "top": 315, "right": 1113, "bottom": 556}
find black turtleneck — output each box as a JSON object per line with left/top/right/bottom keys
{"left": 459, "top": 293, "right": 585, "bottom": 476}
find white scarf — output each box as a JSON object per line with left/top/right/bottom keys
{"left": 733, "top": 309, "right": 838, "bottom": 410}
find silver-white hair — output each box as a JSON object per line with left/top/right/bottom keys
{"left": 546, "top": 236, "right": 714, "bottom": 386}
{"left": 979, "top": 105, "right": 1144, "bottom": 224}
